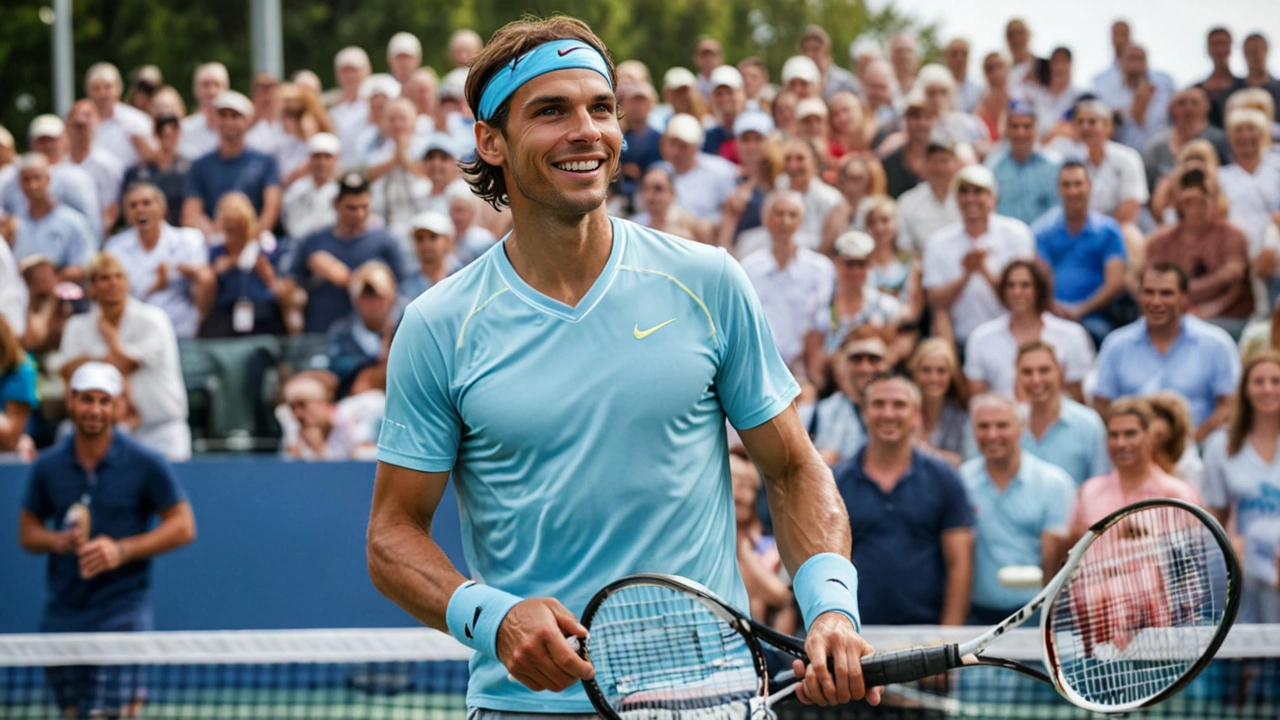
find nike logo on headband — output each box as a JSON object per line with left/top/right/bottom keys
{"left": 558, "top": 46, "right": 586, "bottom": 57}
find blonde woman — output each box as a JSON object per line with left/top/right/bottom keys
{"left": 1146, "top": 391, "right": 1203, "bottom": 490}
{"left": 1150, "top": 139, "right": 1225, "bottom": 224}
{"left": 909, "top": 338, "right": 976, "bottom": 466}
{"left": 820, "top": 156, "right": 888, "bottom": 252}
{"left": 201, "top": 192, "right": 283, "bottom": 337}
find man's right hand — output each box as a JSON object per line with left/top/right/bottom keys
{"left": 495, "top": 597, "right": 594, "bottom": 692}
{"left": 50, "top": 529, "right": 80, "bottom": 555}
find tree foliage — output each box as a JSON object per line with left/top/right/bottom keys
{"left": 0, "top": 0, "right": 937, "bottom": 146}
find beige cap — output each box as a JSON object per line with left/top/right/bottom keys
{"left": 334, "top": 46, "right": 370, "bottom": 70}
{"left": 844, "top": 337, "right": 888, "bottom": 358}
{"left": 954, "top": 163, "right": 997, "bottom": 193}
{"left": 795, "top": 97, "right": 829, "bottom": 119}
{"left": 781, "top": 56, "right": 821, "bottom": 85}
{"left": 29, "top": 114, "right": 65, "bottom": 140}
{"left": 411, "top": 211, "right": 455, "bottom": 237}
{"left": 213, "top": 90, "right": 254, "bottom": 117}
{"left": 664, "top": 113, "right": 705, "bottom": 146}
{"left": 387, "top": 32, "right": 422, "bottom": 59}
{"left": 663, "top": 67, "right": 698, "bottom": 90}
{"left": 709, "top": 65, "right": 743, "bottom": 91}
{"left": 70, "top": 362, "right": 123, "bottom": 397}
{"left": 834, "top": 231, "right": 875, "bottom": 259}
{"left": 307, "top": 132, "right": 341, "bottom": 156}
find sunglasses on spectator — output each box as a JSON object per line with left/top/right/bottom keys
{"left": 846, "top": 352, "right": 884, "bottom": 363}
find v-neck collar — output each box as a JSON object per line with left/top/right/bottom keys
{"left": 494, "top": 217, "right": 625, "bottom": 323}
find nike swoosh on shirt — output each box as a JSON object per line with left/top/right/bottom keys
{"left": 634, "top": 318, "right": 677, "bottom": 340}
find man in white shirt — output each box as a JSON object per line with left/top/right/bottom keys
{"left": 944, "top": 39, "right": 984, "bottom": 113}
{"left": 329, "top": 47, "right": 373, "bottom": 170}
{"left": 780, "top": 136, "right": 844, "bottom": 250}
{"left": 1068, "top": 99, "right": 1148, "bottom": 229}
{"left": 64, "top": 100, "right": 125, "bottom": 234}
{"left": 896, "top": 139, "right": 960, "bottom": 255}
{"left": 180, "top": 63, "right": 230, "bottom": 161}
{"left": 740, "top": 190, "right": 835, "bottom": 367}
{"left": 84, "top": 62, "right": 155, "bottom": 170}
{"left": 659, "top": 113, "right": 739, "bottom": 224}
{"left": 387, "top": 32, "right": 423, "bottom": 88}
{"left": 1092, "top": 20, "right": 1132, "bottom": 101}
{"left": 283, "top": 133, "right": 342, "bottom": 242}
{"left": 923, "top": 165, "right": 1036, "bottom": 346}
{"left": 104, "top": 183, "right": 213, "bottom": 339}
{"left": 59, "top": 252, "right": 191, "bottom": 461}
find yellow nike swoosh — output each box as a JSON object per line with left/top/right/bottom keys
{"left": 633, "top": 318, "right": 677, "bottom": 340}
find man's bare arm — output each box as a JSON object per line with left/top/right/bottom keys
{"left": 939, "top": 526, "right": 974, "bottom": 626}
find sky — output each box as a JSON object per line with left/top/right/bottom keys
{"left": 870, "top": 0, "right": 1280, "bottom": 87}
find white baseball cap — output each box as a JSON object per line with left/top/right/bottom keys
{"left": 387, "top": 32, "right": 422, "bottom": 59}
{"left": 411, "top": 211, "right": 456, "bottom": 237}
{"left": 334, "top": 46, "right": 370, "bottom": 70}
{"left": 439, "top": 68, "right": 468, "bottom": 100}
{"left": 422, "top": 132, "right": 457, "bottom": 159}
{"left": 954, "top": 163, "right": 998, "bottom": 193}
{"left": 664, "top": 113, "right": 705, "bottom": 146}
{"left": 709, "top": 65, "right": 743, "bottom": 91}
{"left": 663, "top": 67, "right": 698, "bottom": 90}
{"left": 733, "top": 110, "right": 775, "bottom": 138}
{"left": 358, "top": 74, "right": 401, "bottom": 101}
{"left": 781, "top": 56, "right": 821, "bottom": 85}
{"left": 29, "top": 114, "right": 65, "bottom": 140}
{"left": 70, "top": 362, "right": 123, "bottom": 397}
{"left": 834, "top": 230, "right": 875, "bottom": 259}
{"left": 796, "top": 97, "right": 829, "bottom": 119}
{"left": 213, "top": 90, "right": 254, "bottom": 117}
{"left": 307, "top": 132, "right": 341, "bottom": 156}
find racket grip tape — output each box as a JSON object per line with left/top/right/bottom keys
{"left": 860, "top": 644, "right": 960, "bottom": 687}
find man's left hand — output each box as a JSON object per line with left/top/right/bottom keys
{"left": 791, "top": 611, "right": 882, "bottom": 706}
{"left": 78, "top": 536, "right": 125, "bottom": 579}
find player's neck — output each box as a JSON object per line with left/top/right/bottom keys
{"left": 504, "top": 206, "right": 614, "bottom": 308}
{"left": 74, "top": 428, "right": 113, "bottom": 470}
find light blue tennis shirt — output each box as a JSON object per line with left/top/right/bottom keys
{"left": 960, "top": 452, "right": 1076, "bottom": 610}
{"left": 377, "top": 218, "right": 800, "bottom": 713}
{"left": 1020, "top": 398, "right": 1111, "bottom": 485}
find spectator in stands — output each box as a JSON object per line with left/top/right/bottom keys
{"left": 1070, "top": 99, "right": 1149, "bottom": 233}
{"left": 1244, "top": 33, "right": 1280, "bottom": 111}
{"left": 780, "top": 56, "right": 822, "bottom": 102}
{"left": 1197, "top": 27, "right": 1247, "bottom": 129}
{"left": 961, "top": 392, "right": 1075, "bottom": 624}
{"left": 923, "top": 164, "right": 1036, "bottom": 347}
{"left": 1028, "top": 47, "right": 1081, "bottom": 140}
{"left": 964, "top": 260, "right": 1094, "bottom": 400}
{"left": 820, "top": 155, "right": 886, "bottom": 250}
{"left": 799, "top": 24, "right": 859, "bottom": 100}
{"left": 11, "top": 153, "right": 95, "bottom": 282}
{"left": 731, "top": 450, "right": 794, "bottom": 632}
{"left": 1204, "top": 350, "right": 1280, "bottom": 622}
{"left": 247, "top": 71, "right": 285, "bottom": 158}
{"left": 282, "top": 133, "right": 341, "bottom": 242}
{"left": 1095, "top": 44, "right": 1174, "bottom": 152}
{"left": 124, "top": 65, "right": 162, "bottom": 116}
{"left": 1219, "top": 109, "right": 1280, "bottom": 298}
{"left": 1146, "top": 391, "right": 1203, "bottom": 489}
{"left": 863, "top": 196, "right": 924, "bottom": 345}
{"left": 1017, "top": 340, "right": 1110, "bottom": 485}
{"left": 400, "top": 211, "right": 461, "bottom": 300}
{"left": 909, "top": 339, "right": 976, "bottom": 466}
{"left": 834, "top": 373, "right": 974, "bottom": 625}
{"left": 449, "top": 194, "right": 497, "bottom": 264}
{"left": 1151, "top": 139, "right": 1226, "bottom": 225}
{"left": 916, "top": 64, "right": 987, "bottom": 150}
{"left": 780, "top": 137, "right": 843, "bottom": 250}
{"left": 770, "top": 90, "right": 798, "bottom": 137}
{"left": 121, "top": 113, "right": 191, "bottom": 227}
{"left": 1143, "top": 88, "right": 1231, "bottom": 191}
{"left": 104, "top": 183, "right": 213, "bottom": 339}
{"left": 19, "top": 256, "right": 74, "bottom": 355}
{"left": 0, "top": 230, "right": 23, "bottom": 337}
{"left": 826, "top": 92, "right": 875, "bottom": 163}
{"left": 660, "top": 113, "right": 738, "bottom": 224}
{"left": 384, "top": 31, "right": 421, "bottom": 89}
{"left": 4, "top": 115, "right": 105, "bottom": 241}
{"left": 327, "top": 261, "right": 401, "bottom": 391}
{"left": 988, "top": 101, "right": 1061, "bottom": 226}
{"left": 277, "top": 369, "right": 376, "bottom": 460}
{"left": 804, "top": 231, "right": 900, "bottom": 393}
{"left": 1092, "top": 20, "right": 1131, "bottom": 98}
{"left": 60, "top": 252, "right": 191, "bottom": 460}
{"left": 401, "top": 69, "right": 439, "bottom": 139}
{"left": 694, "top": 37, "right": 724, "bottom": 98}
{"left": 201, "top": 192, "right": 284, "bottom": 337}
{"left": 352, "top": 74, "right": 399, "bottom": 168}
{"left": 716, "top": 114, "right": 781, "bottom": 252}
{"left": 449, "top": 28, "right": 484, "bottom": 69}
{"left": 420, "top": 132, "right": 470, "bottom": 216}
{"left": 741, "top": 190, "right": 834, "bottom": 367}
{"left": 632, "top": 167, "right": 710, "bottom": 243}
{"left": 944, "top": 39, "right": 983, "bottom": 113}
{"left": 861, "top": 61, "right": 899, "bottom": 129}
{"left": 179, "top": 62, "right": 230, "bottom": 160}
{"left": 1005, "top": 18, "right": 1037, "bottom": 90}
{"left": 330, "top": 47, "right": 372, "bottom": 169}
{"left": 282, "top": 173, "right": 404, "bottom": 334}
{"left": 19, "top": 360, "right": 194, "bottom": 719}
{"left": 618, "top": 82, "right": 662, "bottom": 199}
{"left": 738, "top": 56, "right": 774, "bottom": 111}
{"left": 85, "top": 62, "right": 154, "bottom": 170}
{"left": 812, "top": 330, "right": 891, "bottom": 466}
{"left": 888, "top": 34, "right": 921, "bottom": 98}
{"left": 0, "top": 315, "right": 37, "bottom": 457}
{"left": 367, "top": 100, "right": 431, "bottom": 254}
{"left": 1145, "top": 167, "right": 1253, "bottom": 338}
{"left": 65, "top": 100, "right": 125, "bottom": 234}
{"left": 1034, "top": 162, "right": 1129, "bottom": 342}
{"left": 1068, "top": 398, "right": 1201, "bottom": 541}
{"left": 703, "top": 66, "right": 745, "bottom": 157}
{"left": 182, "top": 90, "right": 282, "bottom": 237}
{"left": 881, "top": 94, "right": 934, "bottom": 198}
{"left": 1093, "top": 263, "right": 1240, "bottom": 443}
{"left": 275, "top": 83, "right": 335, "bottom": 186}
{"left": 974, "top": 53, "right": 1011, "bottom": 142}
{"left": 896, "top": 138, "right": 960, "bottom": 255}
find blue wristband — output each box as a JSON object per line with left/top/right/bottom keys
{"left": 446, "top": 581, "right": 524, "bottom": 659}
{"left": 792, "top": 552, "right": 861, "bottom": 632}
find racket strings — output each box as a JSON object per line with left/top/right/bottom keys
{"left": 586, "top": 584, "right": 761, "bottom": 718}
{"left": 1049, "top": 506, "right": 1230, "bottom": 708}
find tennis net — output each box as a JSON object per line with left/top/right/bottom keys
{"left": 0, "top": 625, "right": 1276, "bottom": 719}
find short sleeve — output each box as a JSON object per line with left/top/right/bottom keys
{"left": 67, "top": 213, "right": 96, "bottom": 268}
{"left": 287, "top": 235, "right": 313, "bottom": 283}
{"left": 375, "top": 304, "right": 462, "bottom": 472}
{"left": 1088, "top": 411, "right": 1113, "bottom": 478}
{"left": 0, "top": 356, "right": 39, "bottom": 408}
{"left": 264, "top": 156, "right": 282, "bottom": 188}
{"left": 1200, "top": 433, "right": 1230, "bottom": 510}
{"left": 1119, "top": 151, "right": 1150, "bottom": 204}
{"left": 938, "top": 466, "right": 974, "bottom": 531}
{"left": 379, "top": 236, "right": 407, "bottom": 280}
{"left": 1101, "top": 221, "right": 1127, "bottom": 261}
{"left": 713, "top": 253, "right": 801, "bottom": 431}
{"left": 1060, "top": 323, "right": 1096, "bottom": 384}
{"left": 1091, "top": 335, "right": 1122, "bottom": 401}
{"left": 1212, "top": 333, "right": 1242, "bottom": 399}
{"left": 1041, "top": 467, "right": 1076, "bottom": 536}
{"left": 22, "top": 463, "right": 53, "bottom": 519}
{"left": 142, "top": 452, "right": 186, "bottom": 513}
{"left": 183, "top": 163, "right": 204, "bottom": 200}
{"left": 961, "top": 334, "right": 987, "bottom": 383}
{"left": 920, "top": 239, "right": 957, "bottom": 289}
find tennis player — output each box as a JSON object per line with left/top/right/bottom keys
{"left": 366, "top": 16, "right": 876, "bottom": 716}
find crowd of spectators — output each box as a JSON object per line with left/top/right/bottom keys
{"left": 4, "top": 17, "right": 1280, "bottom": 625}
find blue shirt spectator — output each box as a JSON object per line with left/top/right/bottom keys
{"left": 621, "top": 127, "right": 663, "bottom": 199}
{"left": 201, "top": 238, "right": 285, "bottom": 337}
{"left": 988, "top": 149, "right": 1060, "bottom": 225}
{"left": 13, "top": 205, "right": 96, "bottom": 273}
{"left": 184, "top": 147, "right": 280, "bottom": 218}
{"left": 1034, "top": 208, "right": 1126, "bottom": 305}
{"left": 812, "top": 393, "right": 865, "bottom": 465}
{"left": 1, "top": 162, "right": 104, "bottom": 241}
{"left": 288, "top": 225, "right": 404, "bottom": 334}
{"left": 835, "top": 447, "right": 973, "bottom": 624}
{"left": 1022, "top": 398, "right": 1110, "bottom": 485}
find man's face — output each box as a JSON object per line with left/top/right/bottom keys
{"left": 973, "top": 403, "right": 1021, "bottom": 464}
{"left": 389, "top": 52, "right": 420, "bottom": 80}
{"left": 196, "top": 72, "right": 228, "bottom": 107}
{"left": 86, "top": 75, "right": 119, "bottom": 110}
{"left": 923, "top": 83, "right": 951, "bottom": 114}
{"left": 451, "top": 37, "right": 480, "bottom": 68}
{"left": 1058, "top": 166, "right": 1091, "bottom": 215}
{"left": 1245, "top": 37, "right": 1269, "bottom": 73}
{"left": 944, "top": 42, "right": 968, "bottom": 76}
{"left": 1208, "top": 31, "right": 1232, "bottom": 63}
{"left": 620, "top": 90, "right": 652, "bottom": 122}
{"left": 487, "top": 69, "right": 622, "bottom": 218}
{"left": 355, "top": 288, "right": 395, "bottom": 328}
{"left": 1016, "top": 349, "right": 1061, "bottom": 404}
{"left": 786, "top": 78, "right": 816, "bottom": 100}
{"left": 71, "top": 389, "right": 116, "bottom": 437}
{"left": 66, "top": 107, "right": 95, "bottom": 144}
{"left": 865, "top": 379, "right": 917, "bottom": 444}
{"left": 334, "top": 192, "right": 371, "bottom": 230}
{"left": 449, "top": 198, "right": 475, "bottom": 232}
{"left": 337, "top": 64, "right": 368, "bottom": 93}
{"left": 1049, "top": 52, "right": 1072, "bottom": 85}
{"left": 639, "top": 171, "right": 674, "bottom": 216}
{"left": 890, "top": 41, "right": 917, "bottom": 75}
{"left": 711, "top": 86, "right": 739, "bottom": 117}
{"left": 983, "top": 55, "right": 1009, "bottom": 88}
{"left": 783, "top": 144, "right": 814, "bottom": 182}
{"left": 125, "top": 188, "right": 163, "bottom": 232}
{"left": 217, "top": 109, "right": 250, "bottom": 142}
{"left": 1007, "top": 114, "right": 1037, "bottom": 154}
{"left": 1003, "top": 265, "right": 1036, "bottom": 314}
{"left": 862, "top": 69, "right": 891, "bottom": 106}
{"left": 89, "top": 267, "right": 129, "bottom": 306}
{"left": 1112, "top": 22, "right": 1131, "bottom": 55}
{"left": 384, "top": 103, "right": 415, "bottom": 140}
{"left": 660, "top": 136, "right": 698, "bottom": 172}
{"left": 309, "top": 152, "right": 337, "bottom": 181}
{"left": 739, "top": 64, "right": 767, "bottom": 98}
{"left": 1122, "top": 47, "right": 1148, "bottom": 78}
{"left": 288, "top": 396, "right": 330, "bottom": 428}
{"left": 764, "top": 197, "right": 803, "bottom": 240}
{"left": 736, "top": 131, "right": 765, "bottom": 166}
{"left": 1139, "top": 269, "right": 1185, "bottom": 330}
{"left": 1107, "top": 414, "right": 1151, "bottom": 471}
{"left": 1176, "top": 186, "right": 1210, "bottom": 223}
{"left": 923, "top": 150, "right": 956, "bottom": 186}
{"left": 1074, "top": 111, "right": 1107, "bottom": 145}
{"left": 423, "top": 149, "right": 457, "bottom": 186}
{"left": 1170, "top": 91, "right": 1208, "bottom": 126}
{"left": 1229, "top": 121, "right": 1263, "bottom": 159}
{"left": 1006, "top": 21, "right": 1030, "bottom": 53}
{"left": 957, "top": 184, "right": 993, "bottom": 223}
{"left": 904, "top": 109, "right": 935, "bottom": 142}
{"left": 797, "top": 112, "right": 826, "bottom": 140}
{"left": 800, "top": 38, "right": 826, "bottom": 65}
{"left": 695, "top": 41, "right": 723, "bottom": 76}
{"left": 844, "top": 345, "right": 886, "bottom": 397}
{"left": 18, "top": 166, "right": 50, "bottom": 202}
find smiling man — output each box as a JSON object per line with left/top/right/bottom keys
{"left": 366, "top": 16, "right": 877, "bottom": 717}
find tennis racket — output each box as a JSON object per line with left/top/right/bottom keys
{"left": 576, "top": 498, "right": 1240, "bottom": 719}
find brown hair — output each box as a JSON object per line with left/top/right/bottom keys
{"left": 1228, "top": 350, "right": 1280, "bottom": 456}
{"left": 838, "top": 155, "right": 888, "bottom": 197}
{"left": 908, "top": 337, "right": 968, "bottom": 407}
{"left": 1107, "top": 396, "right": 1153, "bottom": 430}
{"left": 461, "top": 16, "right": 617, "bottom": 211}
{"left": 999, "top": 259, "right": 1053, "bottom": 314}
{"left": 1015, "top": 339, "right": 1061, "bottom": 369}
{"left": 215, "top": 191, "right": 259, "bottom": 243}
{"left": 0, "top": 315, "right": 24, "bottom": 375}
{"left": 1147, "top": 391, "right": 1193, "bottom": 470}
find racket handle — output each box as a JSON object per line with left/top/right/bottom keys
{"left": 860, "top": 644, "right": 960, "bottom": 687}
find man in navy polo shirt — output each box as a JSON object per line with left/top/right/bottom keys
{"left": 182, "top": 90, "right": 282, "bottom": 237}
{"left": 833, "top": 373, "right": 974, "bottom": 625}
{"left": 18, "top": 362, "right": 195, "bottom": 719}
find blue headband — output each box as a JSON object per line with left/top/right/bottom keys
{"left": 477, "top": 39, "right": 614, "bottom": 122}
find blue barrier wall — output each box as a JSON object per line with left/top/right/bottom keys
{"left": 0, "top": 459, "right": 469, "bottom": 633}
